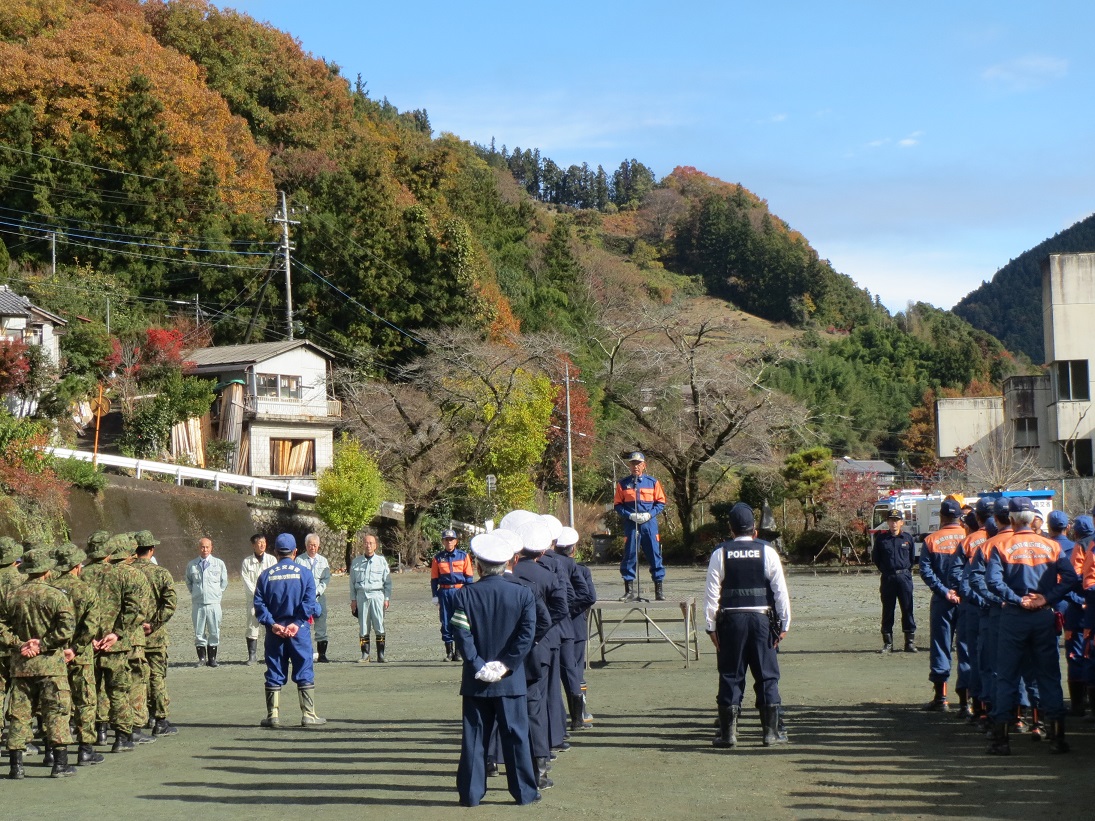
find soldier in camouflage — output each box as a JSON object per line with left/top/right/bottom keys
{"left": 49, "top": 543, "right": 105, "bottom": 767}
{"left": 0, "top": 547, "right": 77, "bottom": 779}
{"left": 78, "top": 530, "right": 114, "bottom": 745}
{"left": 111, "top": 533, "right": 157, "bottom": 739}
{"left": 132, "top": 530, "right": 179, "bottom": 736}
{"left": 0, "top": 536, "right": 25, "bottom": 736}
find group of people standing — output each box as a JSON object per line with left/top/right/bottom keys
{"left": 443, "top": 511, "right": 596, "bottom": 807}
{"left": 874, "top": 495, "right": 1082, "bottom": 755}
{"left": 0, "top": 529, "right": 177, "bottom": 779}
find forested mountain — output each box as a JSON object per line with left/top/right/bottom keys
{"left": 953, "top": 214, "right": 1095, "bottom": 363}
{"left": 0, "top": 0, "right": 1018, "bottom": 474}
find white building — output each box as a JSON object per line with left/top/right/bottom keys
{"left": 185, "top": 340, "right": 341, "bottom": 482}
{"left": 0, "top": 285, "right": 68, "bottom": 417}
{"left": 936, "top": 252, "right": 1095, "bottom": 477}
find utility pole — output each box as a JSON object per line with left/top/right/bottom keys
{"left": 50, "top": 231, "right": 56, "bottom": 275}
{"left": 268, "top": 190, "right": 300, "bottom": 340}
{"left": 565, "top": 362, "right": 575, "bottom": 527}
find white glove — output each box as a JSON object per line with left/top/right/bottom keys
{"left": 628, "top": 512, "right": 642, "bottom": 523}
{"left": 639, "top": 512, "right": 652, "bottom": 523}
{"left": 475, "top": 664, "right": 503, "bottom": 683}
{"left": 486, "top": 660, "right": 508, "bottom": 678}
{"left": 432, "top": 597, "right": 439, "bottom": 606}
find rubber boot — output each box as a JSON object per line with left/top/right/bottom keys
{"left": 8, "top": 750, "right": 23, "bottom": 780}
{"left": 1049, "top": 719, "right": 1069, "bottom": 754}
{"left": 246, "top": 638, "right": 257, "bottom": 666}
{"left": 260, "top": 689, "right": 280, "bottom": 728}
{"left": 111, "top": 729, "right": 135, "bottom": 753}
{"left": 96, "top": 722, "right": 109, "bottom": 745}
{"left": 1068, "top": 682, "right": 1086, "bottom": 717}
{"left": 77, "top": 743, "right": 104, "bottom": 766}
{"left": 534, "top": 756, "right": 554, "bottom": 789}
{"left": 42, "top": 743, "right": 54, "bottom": 767}
{"left": 880, "top": 633, "right": 893, "bottom": 654}
{"left": 359, "top": 637, "right": 371, "bottom": 663}
{"left": 568, "top": 694, "right": 590, "bottom": 731}
{"left": 618, "top": 581, "right": 634, "bottom": 602}
{"left": 903, "top": 633, "right": 917, "bottom": 653}
{"left": 317, "top": 640, "right": 329, "bottom": 663}
{"left": 581, "top": 690, "right": 593, "bottom": 723}
{"left": 196, "top": 646, "right": 207, "bottom": 667}
{"left": 713, "top": 706, "right": 738, "bottom": 748}
{"left": 654, "top": 580, "right": 666, "bottom": 601}
{"left": 376, "top": 634, "right": 386, "bottom": 663}
{"left": 987, "top": 722, "right": 1011, "bottom": 755}
{"left": 152, "top": 719, "right": 178, "bottom": 737}
{"left": 207, "top": 646, "right": 219, "bottom": 668}
{"left": 299, "top": 687, "right": 327, "bottom": 726}
{"left": 451, "top": 643, "right": 462, "bottom": 662}
{"left": 50, "top": 746, "right": 77, "bottom": 778}
{"left": 923, "top": 681, "right": 949, "bottom": 712}
{"left": 443, "top": 641, "right": 454, "bottom": 662}
{"left": 762, "top": 705, "right": 788, "bottom": 746}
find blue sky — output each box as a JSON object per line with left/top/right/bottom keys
{"left": 227, "top": 1, "right": 1095, "bottom": 313}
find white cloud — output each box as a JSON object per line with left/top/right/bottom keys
{"left": 866, "top": 138, "right": 890, "bottom": 148}
{"left": 897, "top": 130, "right": 924, "bottom": 148}
{"left": 981, "top": 55, "right": 1067, "bottom": 91}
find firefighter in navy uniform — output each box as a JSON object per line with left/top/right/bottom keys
{"left": 614, "top": 452, "right": 667, "bottom": 601}
{"left": 872, "top": 509, "right": 917, "bottom": 653}
{"left": 703, "top": 503, "right": 791, "bottom": 749}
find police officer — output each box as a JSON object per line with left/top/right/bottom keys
{"left": 986, "top": 497, "right": 1077, "bottom": 754}
{"left": 703, "top": 503, "right": 791, "bottom": 749}
{"left": 254, "top": 533, "right": 325, "bottom": 728}
{"left": 614, "top": 452, "right": 667, "bottom": 601}
{"left": 451, "top": 532, "right": 540, "bottom": 807}
{"left": 556, "top": 526, "right": 597, "bottom": 730}
{"left": 872, "top": 509, "right": 917, "bottom": 653}
{"left": 919, "top": 498, "right": 965, "bottom": 711}
{"left": 431, "top": 529, "right": 474, "bottom": 662}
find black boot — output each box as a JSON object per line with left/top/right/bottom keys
{"left": 451, "top": 643, "right": 462, "bottom": 662}
{"left": 359, "top": 636, "right": 371, "bottom": 663}
{"left": 904, "top": 633, "right": 917, "bottom": 652}
{"left": 7, "top": 750, "right": 23, "bottom": 780}
{"left": 618, "top": 581, "right": 635, "bottom": 602}
{"left": 534, "top": 756, "right": 554, "bottom": 789}
{"left": 246, "top": 638, "right": 257, "bottom": 666}
{"left": 376, "top": 634, "right": 386, "bottom": 663}
{"left": 50, "top": 746, "right": 77, "bottom": 778}
{"left": 42, "top": 743, "right": 54, "bottom": 767}
{"left": 987, "top": 721, "right": 1011, "bottom": 755}
{"left": 654, "top": 580, "right": 665, "bottom": 601}
{"left": 713, "top": 706, "right": 738, "bottom": 748}
{"left": 568, "top": 694, "right": 590, "bottom": 731}
{"left": 1068, "top": 682, "right": 1086, "bottom": 716}
{"left": 923, "top": 681, "right": 949, "bottom": 711}
{"left": 152, "top": 719, "right": 178, "bottom": 736}
{"left": 317, "top": 640, "right": 329, "bottom": 663}
{"left": 96, "top": 722, "right": 109, "bottom": 745}
{"left": 207, "top": 646, "right": 219, "bottom": 668}
{"left": 486, "top": 757, "right": 499, "bottom": 777}
{"left": 880, "top": 633, "right": 893, "bottom": 654}
{"left": 443, "top": 641, "right": 454, "bottom": 662}
{"left": 77, "top": 743, "right": 104, "bottom": 765}
{"left": 196, "top": 646, "right": 207, "bottom": 666}
{"left": 1049, "top": 718, "right": 1069, "bottom": 754}
{"left": 111, "top": 730, "right": 135, "bottom": 753}
{"left": 957, "top": 688, "right": 972, "bottom": 719}
{"left": 762, "top": 705, "right": 788, "bottom": 746}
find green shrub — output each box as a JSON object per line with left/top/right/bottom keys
{"left": 52, "top": 457, "right": 107, "bottom": 493}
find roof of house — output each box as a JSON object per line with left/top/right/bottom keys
{"left": 185, "top": 339, "right": 334, "bottom": 369}
{"left": 835, "top": 458, "right": 895, "bottom": 474}
{"left": 0, "top": 285, "right": 67, "bottom": 326}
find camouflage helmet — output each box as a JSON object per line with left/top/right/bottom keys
{"left": 105, "top": 533, "right": 135, "bottom": 559}
{"left": 134, "top": 530, "right": 160, "bottom": 549}
{"left": 0, "top": 536, "right": 23, "bottom": 565}
{"left": 85, "top": 534, "right": 115, "bottom": 561}
{"left": 86, "top": 530, "right": 111, "bottom": 552}
{"left": 53, "top": 543, "right": 87, "bottom": 573}
{"left": 19, "top": 547, "right": 58, "bottom": 575}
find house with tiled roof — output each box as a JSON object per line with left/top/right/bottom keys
{"left": 0, "top": 284, "right": 67, "bottom": 366}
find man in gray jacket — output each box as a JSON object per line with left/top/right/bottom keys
{"left": 185, "top": 537, "right": 229, "bottom": 667}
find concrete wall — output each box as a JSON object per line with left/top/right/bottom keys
{"left": 65, "top": 476, "right": 342, "bottom": 579}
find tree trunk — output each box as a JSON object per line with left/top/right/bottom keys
{"left": 343, "top": 532, "right": 354, "bottom": 575}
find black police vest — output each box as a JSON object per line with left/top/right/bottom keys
{"left": 719, "top": 539, "right": 769, "bottom": 609}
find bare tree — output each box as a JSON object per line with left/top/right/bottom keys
{"left": 595, "top": 301, "right": 811, "bottom": 547}
{"left": 337, "top": 328, "right": 557, "bottom": 563}
{"left": 966, "top": 424, "right": 1059, "bottom": 491}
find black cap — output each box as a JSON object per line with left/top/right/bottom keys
{"left": 729, "top": 503, "right": 755, "bottom": 534}
{"left": 886, "top": 509, "right": 904, "bottom": 520}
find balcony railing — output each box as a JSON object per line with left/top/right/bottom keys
{"left": 242, "top": 394, "right": 341, "bottom": 418}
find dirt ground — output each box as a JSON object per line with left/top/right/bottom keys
{"left": 9, "top": 563, "right": 1089, "bottom": 820}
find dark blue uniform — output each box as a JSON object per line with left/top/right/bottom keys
{"left": 254, "top": 557, "right": 319, "bottom": 689}
{"left": 872, "top": 527, "right": 916, "bottom": 637}
{"left": 451, "top": 574, "right": 539, "bottom": 807}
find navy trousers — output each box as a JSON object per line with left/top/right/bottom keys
{"left": 879, "top": 571, "right": 916, "bottom": 634}
{"left": 956, "top": 602, "right": 978, "bottom": 692}
{"left": 264, "top": 624, "right": 313, "bottom": 689}
{"left": 928, "top": 595, "right": 958, "bottom": 684}
{"left": 715, "top": 611, "right": 781, "bottom": 709}
{"left": 546, "top": 646, "right": 565, "bottom": 748}
{"left": 457, "top": 695, "right": 539, "bottom": 806}
{"left": 991, "top": 607, "right": 1065, "bottom": 723}
{"left": 619, "top": 522, "right": 665, "bottom": 582}
{"left": 437, "top": 588, "right": 460, "bottom": 642}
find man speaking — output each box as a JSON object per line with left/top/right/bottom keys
{"left": 614, "top": 452, "right": 667, "bottom": 601}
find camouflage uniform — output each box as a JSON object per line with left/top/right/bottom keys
{"left": 0, "top": 552, "right": 76, "bottom": 756}
{"left": 50, "top": 545, "right": 101, "bottom": 749}
{"left": 112, "top": 535, "right": 156, "bottom": 730}
{"left": 132, "top": 531, "right": 177, "bottom": 732}
{"left": 81, "top": 535, "right": 142, "bottom": 743}
{"left": 0, "top": 537, "right": 26, "bottom": 708}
